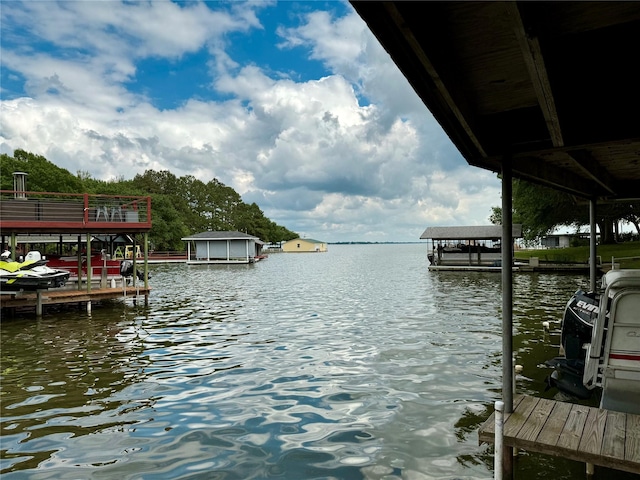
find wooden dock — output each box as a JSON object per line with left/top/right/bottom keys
{"left": 1, "top": 286, "right": 151, "bottom": 315}
{"left": 478, "top": 394, "right": 640, "bottom": 475}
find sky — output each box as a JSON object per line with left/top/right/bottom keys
{"left": 0, "top": 0, "right": 502, "bottom": 243}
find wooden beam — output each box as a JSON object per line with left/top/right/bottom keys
{"left": 382, "top": 2, "right": 487, "bottom": 157}
{"left": 512, "top": 156, "right": 601, "bottom": 198}
{"left": 566, "top": 149, "right": 617, "bottom": 195}
{"left": 505, "top": 2, "right": 564, "bottom": 147}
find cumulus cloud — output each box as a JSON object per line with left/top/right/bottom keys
{"left": 0, "top": 1, "right": 500, "bottom": 242}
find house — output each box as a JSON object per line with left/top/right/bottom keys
{"left": 541, "top": 233, "right": 591, "bottom": 249}
{"left": 181, "top": 231, "right": 264, "bottom": 264}
{"left": 282, "top": 238, "right": 327, "bottom": 253}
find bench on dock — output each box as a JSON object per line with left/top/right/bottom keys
{"left": 478, "top": 394, "right": 640, "bottom": 475}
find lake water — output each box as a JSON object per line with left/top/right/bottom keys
{"left": 1, "top": 244, "right": 636, "bottom": 479}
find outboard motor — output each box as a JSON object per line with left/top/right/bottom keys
{"left": 561, "top": 289, "right": 599, "bottom": 361}
{"left": 120, "top": 260, "right": 148, "bottom": 281}
{"left": 545, "top": 289, "right": 600, "bottom": 399}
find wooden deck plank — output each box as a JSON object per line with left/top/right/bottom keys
{"left": 536, "top": 400, "right": 572, "bottom": 447}
{"left": 0, "top": 286, "right": 150, "bottom": 309}
{"left": 477, "top": 395, "right": 525, "bottom": 443}
{"left": 518, "top": 397, "right": 555, "bottom": 443}
{"left": 578, "top": 407, "right": 608, "bottom": 455}
{"left": 627, "top": 414, "right": 640, "bottom": 464}
{"left": 601, "top": 410, "right": 626, "bottom": 461}
{"left": 503, "top": 395, "right": 539, "bottom": 439}
{"left": 478, "top": 394, "right": 640, "bottom": 474}
{"left": 557, "top": 404, "right": 590, "bottom": 451}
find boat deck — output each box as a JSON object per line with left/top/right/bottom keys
{"left": 1, "top": 286, "right": 150, "bottom": 315}
{"left": 478, "top": 394, "right": 640, "bottom": 474}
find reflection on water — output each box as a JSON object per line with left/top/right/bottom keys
{"left": 0, "top": 245, "right": 634, "bottom": 479}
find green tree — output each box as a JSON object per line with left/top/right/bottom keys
{"left": 490, "top": 178, "right": 639, "bottom": 244}
{"left": 1, "top": 149, "right": 84, "bottom": 193}
{"left": 1, "top": 150, "right": 298, "bottom": 249}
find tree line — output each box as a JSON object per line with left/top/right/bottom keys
{"left": 0, "top": 149, "right": 299, "bottom": 250}
{"left": 489, "top": 178, "right": 640, "bottom": 245}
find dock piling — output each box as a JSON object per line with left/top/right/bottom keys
{"left": 495, "top": 400, "right": 504, "bottom": 480}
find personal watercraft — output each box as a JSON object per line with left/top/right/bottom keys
{"left": 0, "top": 251, "right": 71, "bottom": 291}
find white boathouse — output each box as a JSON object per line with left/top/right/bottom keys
{"left": 182, "top": 231, "right": 264, "bottom": 264}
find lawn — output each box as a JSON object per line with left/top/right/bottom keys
{"left": 515, "top": 241, "right": 640, "bottom": 269}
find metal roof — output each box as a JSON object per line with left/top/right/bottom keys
{"left": 181, "top": 231, "right": 263, "bottom": 244}
{"left": 351, "top": 2, "right": 640, "bottom": 202}
{"left": 420, "top": 225, "right": 523, "bottom": 240}
{"left": 286, "top": 238, "right": 326, "bottom": 244}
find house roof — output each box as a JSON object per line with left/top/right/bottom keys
{"left": 350, "top": 2, "right": 640, "bottom": 202}
{"left": 287, "top": 238, "right": 326, "bottom": 244}
{"left": 420, "top": 225, "right": 522, "bottom": 241}
{"left": 181, "top": 230, "right": 263, "bottom": 243}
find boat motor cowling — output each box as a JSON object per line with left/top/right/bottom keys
{"left": 561, "top": 289, "right": 599, "bottom": 361}
{"left": 120, "top": 260, "right": 148, "bottom": 281}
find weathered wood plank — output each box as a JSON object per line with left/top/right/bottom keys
{"left": 557, "top": 404, "right": 590, "bottom": 451}
{"left": 627, "top": 414, "right": 640, "bottom": 464}
{"left": 478, "top": 395, "right": 640, "bottom": 474}
{"left": 518, "top": 397, "right": 555, "bottom": 442}
{"left": 503, "top": 395, "right": 539, "bottom": 439}
{"left": 578, "top": 407, "right": 607, "bottom": 455}
{"left": 537, "top": 400, "right": 572, "bottom": 447}
{"left": 477, "top": 395, "right": 525, "bottom": 444}
{"left": 601, "top": 410, "right": 626, "bottom": 461}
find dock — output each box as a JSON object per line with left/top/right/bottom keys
{"left": 1, "top": 286, "right": 151, "bottom": 316}
{"left": 478, "top": 394, "right": 640, "bottom": 475}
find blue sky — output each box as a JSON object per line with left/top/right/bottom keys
{"left": 0, "top": 1, "right": 502, "bottom": 242}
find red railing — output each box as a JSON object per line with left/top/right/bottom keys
{"left": 0, "top": 191, "right": 152, "bottom": 234}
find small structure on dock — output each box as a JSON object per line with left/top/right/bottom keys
{"left": 420, "top": 225, "right": 522, "bottom": 271}
{"left": 182, "top": 231, "right": 264, "bottom": 264}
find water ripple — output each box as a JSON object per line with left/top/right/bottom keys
{"left": 1, "top": 246, "right": 618, "bottom": 479}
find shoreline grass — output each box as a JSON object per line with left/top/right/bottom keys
{"left": 515, "top": 241, "right": 640, "bottom": 269}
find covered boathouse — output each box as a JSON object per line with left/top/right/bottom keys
{"left": 351, "top": 2, "right": 640, "bottom": 478}
{"left": 421, "top": 225, "right": 522, "bottom": 271}
{"left": 1, "top": 175, "right": 152, "bottom": 316}
{"left": 182, "top": 231, "right": 264, "bottom": 264}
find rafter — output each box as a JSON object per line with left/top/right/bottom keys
{"left": 505, "top": 2, "right": 564, "bottom": 147}
{"left": 566, "top": 149, "right": 617, "bottom": 195}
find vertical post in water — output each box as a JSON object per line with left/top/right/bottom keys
{"left": 36, "top": 290, "right": 43, "bottom": 317}
{"left": 501, "top": 161, "right": 513, "bottom": 412}
{"left": 495, "top": 400, "right": 504, "bottom": 480}
{"left": 590, "top": 198, "right": 597, "bottom": 292}
{"left": 501, "top": 159, "right": 514, "bottom": 479}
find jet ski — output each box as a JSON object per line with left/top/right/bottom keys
{"left": 0, "top": 251, "right": 71, "bottom": 291}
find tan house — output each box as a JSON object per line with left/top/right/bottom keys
{"left": 282, "top": 238, "right": 327, "bottom": 253}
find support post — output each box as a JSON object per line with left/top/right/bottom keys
{"left": 495, "top": 401, "right": 504, "bottom": 480}
{"left": 132, "top": 237, "right": 138, "bottom": 288}
{"left": 144, "top": 232, "right": 150, "bottom": 305}
{"left": 144, "top": 232, "right": 149, "bottom": 289}
{"left": 36, "top": 290, "right": 43, "bottom": 317}
{"left": 11, "top": 233, "right": 17, "bottom": 260}
{"left": 77, "top": 235, "right": 83, "bottom": 291}
{"left": 501, "top": 160, "right": 514, "bottom": 479}
{"left": 586, "top": 462, "right": 594, "bottom": 476}
{"left": 589, "top": 198, "right": 597, "bottom": 292}
{"left": 86, "top": 234, "right": 92, "bottom": 292}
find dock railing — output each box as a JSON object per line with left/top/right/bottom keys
{"left": 611, "top": 256, "right": 640, "bottom": 270}
{"left": 0, "top": 191, "right": 152, "bottom": 232}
